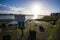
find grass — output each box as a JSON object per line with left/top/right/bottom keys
{"left": 0, "top": 21, "right": 56, "bottom": 40}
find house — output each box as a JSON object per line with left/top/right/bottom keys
{"left": 51, "top": 13, "right": 60, "bottom": 16}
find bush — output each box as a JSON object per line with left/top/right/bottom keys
{"left": 48, "top": 19, "right": 60, "bottom": 40}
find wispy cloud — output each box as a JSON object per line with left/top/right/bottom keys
{"left": 0, "top": 4, "right": 60, "bottom": 15}
{"left": 0, "top": 4, "right": 11, "bottom": 11}
{"left": 0, "top": 4, "right": 32, "bottom": 15}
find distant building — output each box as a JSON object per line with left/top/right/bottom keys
{"left": 51, "top": 13, "right": 60, "bottom": 16}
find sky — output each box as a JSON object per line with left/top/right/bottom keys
{"left": 0, "top": 0, "right": 60, "bottom": 15}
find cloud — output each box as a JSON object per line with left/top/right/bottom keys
{"left": 0, "top": 4, "right": 11, "bottom": 11}
{"left": 0, "top": 4, "right": 59, "bottom": 15}
{"left": 0, "top": 4, "right": 32, "bottom": 15}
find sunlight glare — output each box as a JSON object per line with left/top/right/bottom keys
{"left": 30, "top": 3, "right": 41, "bottom": 19}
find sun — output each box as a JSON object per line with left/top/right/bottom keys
{"left": 30, "top": 2, "right": 41, "bottom": 19}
